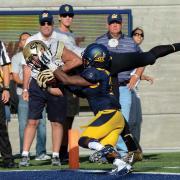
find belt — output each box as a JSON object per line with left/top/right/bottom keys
{"left": 118, "top": 80, "right": 129, "bottom": 86}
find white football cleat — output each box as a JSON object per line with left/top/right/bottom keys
{"left": 110, "top": 158, "right": 132, "bottom": 175}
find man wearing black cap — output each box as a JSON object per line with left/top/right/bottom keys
{"left": 19, "top": 10, "right": 82, "bottom": 167}
{"left": 56, "top": 4, "right": 85, "bottom": 163}
{"left": 96, "top": 13, "right": 144, "bottom": 161}
{"left": 57, "top": 4, "right": 84, "bottom": 56}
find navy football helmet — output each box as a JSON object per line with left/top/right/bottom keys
{"left": 82, "top": 43, "right": 111, "bottom": 69}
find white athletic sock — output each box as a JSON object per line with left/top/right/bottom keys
{"left": 52, "top": 152, "right": 59, "bottom": 158}
{"left": 88, "top": 141, "right": 104, "bottom": 151}
{"left": 22, "top": 151, "right": 29, "bottom": 157}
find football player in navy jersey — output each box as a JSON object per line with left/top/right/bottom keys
{"left": 30, "top": 40, "right": 180, "bottom": 172}
{"left": 38, "top": 43, "right": 132, "bottom": 174}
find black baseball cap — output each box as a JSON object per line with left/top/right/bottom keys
{"left": 59, "top": 4, "right": 74, "bottom": 16}
{"left": 107, "top": 14, "right": 122, "bottom": 25}
{"left": 39, "top": 10, "right": 53, "bottom": 24}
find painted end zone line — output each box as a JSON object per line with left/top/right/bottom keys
{"left": 0, "top": 170, "right": 180, "bottom": 180}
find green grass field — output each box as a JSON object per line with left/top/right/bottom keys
{"left": 1, "top": 152, "right": 180, "bottom": 174}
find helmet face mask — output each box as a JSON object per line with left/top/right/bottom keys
{"left": 30, "top": 55, "right": 42, "bottom": 69}
{"left": 82, "top": 43, "right": 111, "bottom": 69}
{"left": 23, "top": 40, "right": 49, "bottom": 70}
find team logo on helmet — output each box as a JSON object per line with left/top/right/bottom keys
{"left": 94, "top": 51, "right": 106, "bottom": 63}
{"left": 82, "top": 43, "right": 111, "bottom": 69}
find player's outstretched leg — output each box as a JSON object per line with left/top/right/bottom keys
{"left": 110, "top": 43, "right": 180, "bottom": 75}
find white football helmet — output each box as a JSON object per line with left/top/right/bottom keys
{"left": 23, "top": 40, "right": 52, "bottom": 69}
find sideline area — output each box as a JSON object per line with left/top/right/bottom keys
{"left": 8, "top": 112, "right": 180, "bottom": 155}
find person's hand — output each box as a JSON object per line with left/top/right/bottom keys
{"left": 37, "top": 69, "right": 55, "bottom": 88}
{"left": 128, "top": 74, "right": 140, "bottom": 90}
{"left": 1, "top": 90, "right": 10, "bottom": 103}
{"left": 146, "top": 76, "right": 154, "bottom": 84}
{"left": 141, "top": 74, "right": 154, "bottom": 84}
{"left": 22, "top": 90, "right": 29, "bottom": 101}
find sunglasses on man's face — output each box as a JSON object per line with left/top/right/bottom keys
{"left": 133, "top": 32, "right": 144, "bottom": 38}
{"left": 60, "top": 14, "right": 74, "bottom": 18}
{"left": 40, "top": 21, "right": 53, "bottom": 26}
{"left": 108, "top": 21, "right": 121, "bottom": 25}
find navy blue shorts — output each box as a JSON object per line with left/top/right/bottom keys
{"left": 28, "top": 78, "right": 67, "bottom": 123}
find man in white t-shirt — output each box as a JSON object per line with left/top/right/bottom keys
{"left": 11, "top": 32, "right": 50, "bottom": 160}
{"left": 19, "top": 10, "right": 82, "bottom": 167}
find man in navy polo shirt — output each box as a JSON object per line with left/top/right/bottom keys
{"left": 96, "top": 13, "right": 144, "bottom": 158}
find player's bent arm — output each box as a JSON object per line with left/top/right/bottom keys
{"left": 61, "top": 47, "right": 82, "bottom": 72}
{"left": 54, "top": 67, "right": 92, "bottom": 86}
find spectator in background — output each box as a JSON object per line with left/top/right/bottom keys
{"left": 96, "top": 13, "right": 144, "bottom": 157}
{"left": 2, "top": 43, "right": 19, "bottom": 128}
{"left": 11, "top": 32, "right": 50, "bottom": 160}
{"left": 0, "top": 65, "right": 11, "bottom": 128}
{"left": 19, "top": 10, "right": 82, "bottom": 167}
{"left": 129, "top": 27, "right": 154, "bottom": 142}
{"left": 0, "top": 41, "right": 18, "bottom": 168}
{"left": 55, "top": 4, "right": 85, "bottom": 56}
{"left": 56, "top": 4, "right": 84, "bottom": 162}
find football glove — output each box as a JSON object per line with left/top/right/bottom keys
{"left": 37, "top": 69, "right": 55, "bottom": 88}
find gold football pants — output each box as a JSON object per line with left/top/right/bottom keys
{"left": 81, "top": 109, "right": 125, "bottom": 147}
